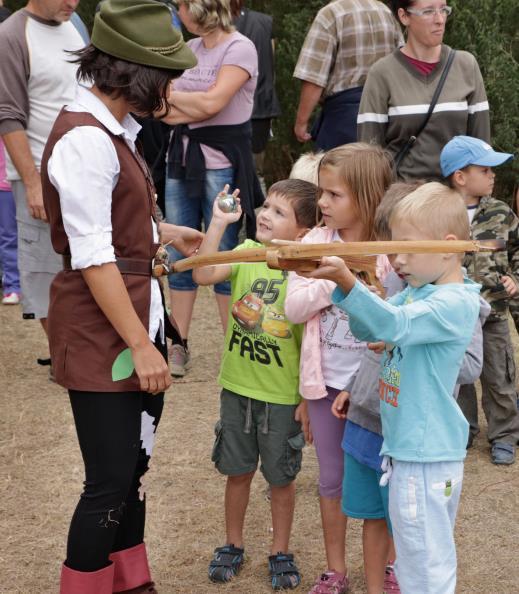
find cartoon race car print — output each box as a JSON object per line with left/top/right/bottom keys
{"left": 261, "top": 305, "right": 291, "bottom": 338}
{"left": 232, "top": 292, "right": 264, "bottom": 330}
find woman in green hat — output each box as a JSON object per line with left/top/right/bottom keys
{"left": 40, "top": 1, "right": 199, "bottom": 592}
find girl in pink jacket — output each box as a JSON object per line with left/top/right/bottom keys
{"left": 285, "top": 143, "right": 393, "bottom": 594}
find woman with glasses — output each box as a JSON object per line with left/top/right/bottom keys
{"left": 358, "top": 0, "right": 490, "bottom": 181}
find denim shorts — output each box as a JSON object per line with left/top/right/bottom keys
{"left": 342, "top": 453, "right": 391, "bottom": 532}
{"left": 211, "top": 389, "right": 305, "bottom": 486}
{"left": 164, "top": 168, "right": 241, "bottom": 295}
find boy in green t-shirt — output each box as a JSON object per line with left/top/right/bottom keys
{"left": 193, "top": 179, "right": 318, "bottom": 590}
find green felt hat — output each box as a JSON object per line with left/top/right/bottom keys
{"left": 92, "top": 0, "right": 197, "bottom": 71}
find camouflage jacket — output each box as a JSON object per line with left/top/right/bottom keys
{"left": 463, "top": 196, "right": 519, "bottom": 321}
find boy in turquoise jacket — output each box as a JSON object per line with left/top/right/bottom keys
{"left": 299, "top": 182, "right": 481, "bottom": 594}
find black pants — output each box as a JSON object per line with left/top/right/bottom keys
{"left": 251, "top": 118, "right": 271, "bottom": 154}
{"left": 311, "top": 86, "right": 363, "bottom": 151}
{"left": 65, "top": 387, "right": 164, "bottom": 572}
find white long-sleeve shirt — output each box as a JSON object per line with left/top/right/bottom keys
{"left": 47, "top": 86, "right": 163, "bottom": 342}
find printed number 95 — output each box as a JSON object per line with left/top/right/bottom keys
{"left": 251, "top": 278, "right": 284, "bottom": 305}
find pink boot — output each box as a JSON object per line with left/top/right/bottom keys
{"left": 60, "top": 563, "right": 114, "bottom": 594}
{"left": 110, "top": 543, "right": 156, "bottom": 593}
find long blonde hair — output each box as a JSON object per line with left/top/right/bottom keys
{"left": 318, "top": 143, "right": 394, "bottom": 240}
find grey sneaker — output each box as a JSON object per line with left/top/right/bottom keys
{"left": 169, "top": 343, "right": 190, "bottom": 377}
{"left": 491, "top": 442, "right": 516, "bottom": 465}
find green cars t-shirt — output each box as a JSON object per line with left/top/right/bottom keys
{"left": 218, "top": 240, "right": 303, "bottom": 405}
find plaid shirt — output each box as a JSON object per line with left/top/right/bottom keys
{"left": 294, "top": 0, "right": 403, "bottom": 97}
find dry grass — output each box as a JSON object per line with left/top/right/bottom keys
{"left": 1, "top": 286, "right": 519, "bottom": 593}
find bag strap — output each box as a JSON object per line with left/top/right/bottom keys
{"left": 394, "top": 49, "right": 456, "bottom": 173}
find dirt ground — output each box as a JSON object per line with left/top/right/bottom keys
{"left": 1, "top": 286, "right": 519, "bottom": 594}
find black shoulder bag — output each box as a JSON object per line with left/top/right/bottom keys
{"left": 393, "top": 49, "right": 456, "bottom": 174}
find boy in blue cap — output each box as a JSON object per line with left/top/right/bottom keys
{"left": 441, "top": 135, "right": 519, "bottom": 464}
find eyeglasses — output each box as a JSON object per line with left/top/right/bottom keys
{"left": 405, "top": 6, "right": 453, "bottom": 19}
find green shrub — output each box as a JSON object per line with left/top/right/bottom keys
{"left": 444, "top": 0, "right": 519, "bottom": 200}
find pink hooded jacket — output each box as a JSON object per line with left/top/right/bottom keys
{"left": 284, "top": 226, "right": 392, "bottom": 400}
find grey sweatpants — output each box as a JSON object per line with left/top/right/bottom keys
{"left": 458, "top": 318, "right": 519, "bottom": 444}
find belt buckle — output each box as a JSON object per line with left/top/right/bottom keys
{"left": 152, "top": 244, "right": 170, "bottom": 278}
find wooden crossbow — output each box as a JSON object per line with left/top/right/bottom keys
{"left": 168, "top": 239, "right": 504, "bottom": 292}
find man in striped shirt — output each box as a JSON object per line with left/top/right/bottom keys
{"left": 293, "top": 0, "right": 402, "bottom": 151}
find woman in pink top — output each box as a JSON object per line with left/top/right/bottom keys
{"left": 0, "top": 137, "right": 21, "bottom": 304}
{"left": 161, "top": 0, "right": 260, "bottom": 377}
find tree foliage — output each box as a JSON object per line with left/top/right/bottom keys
{"left": 249, "top": 0, "right": 518, "bottom": 198}
{"left": 443, "top": 0, "right": 519, "bottom": 198}
{"left": 5, "top": 0, "right": 518, "bottom": 197}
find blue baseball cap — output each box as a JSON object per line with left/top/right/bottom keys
{"left": 440, "top": 135, "right": 513, "bottom": 177}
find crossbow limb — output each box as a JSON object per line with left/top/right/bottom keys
{"left": 170, "top": 239, "right": 504, "bottom": 292}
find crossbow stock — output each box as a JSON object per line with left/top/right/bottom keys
{"left": 169, "top": 238, "right": 504, "bottom": 292}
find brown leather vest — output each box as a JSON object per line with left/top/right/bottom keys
{"left": 41, "top": 110, "right": 159, "bottom": 392}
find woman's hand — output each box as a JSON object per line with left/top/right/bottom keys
{"left": 131, "top": 341, "right": 171, "bottom": 394}
{"left": 160, "top": 223, "right": 204, "bottom": 256}
{"left": 295, "top": 399, "right": 313, "bottom": 444}
{"left": 331, "top": 391, "right": 350, "bottom": 420}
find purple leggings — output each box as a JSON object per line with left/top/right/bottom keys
{"left": 307, "top": 387, "right": 346, "bottom": 499}
{"left": 0, "top": 189, "right": 20, "bottom": 294}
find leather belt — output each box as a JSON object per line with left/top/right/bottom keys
{"left": 62, "top": 255, "right": 152, "bottom": 276}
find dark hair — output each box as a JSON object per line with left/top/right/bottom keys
{"left": 390, "top": 0, "right": 414, "bottom": 23}
{"left": 390, "top": 0, "right": 414, "bottom": 13}
{"left": 0, "top": 5, "right": 12, "bottom": 23}
{"left": 230, "top": 0, "right": 244, "bottom": 18}
{"left": 268, "top": 179, "right": 319, "bottom": 229}
{"left": 445, "top": 164, "right": 475, "bottom": 189}
{"left": 445, "top": 172, "right": 457, "bottom": 189}
{"left": 72, "top": 45, "right": 184, "bottom": 117}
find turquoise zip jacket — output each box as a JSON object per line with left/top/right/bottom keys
{"left": 332, "top": 278, "right": 481, "bottom": 462}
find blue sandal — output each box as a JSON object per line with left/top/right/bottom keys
{"left": 268, "top": 553, "right": 301, "bottom": 590}
{"left": 208, "top": 544, "right": 245, "bottom": 583}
